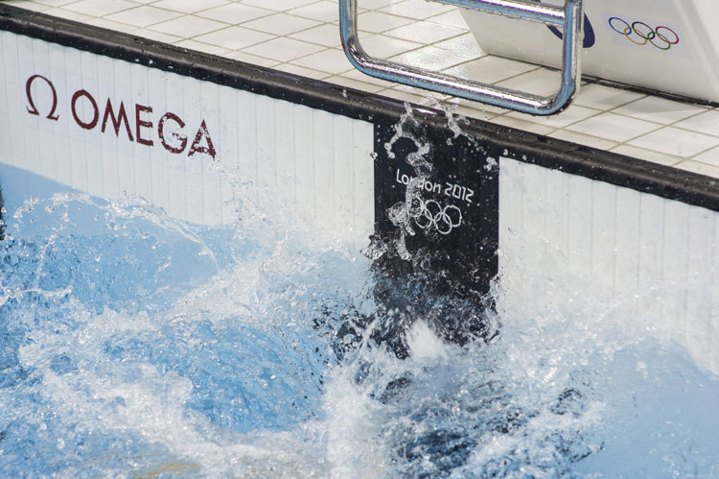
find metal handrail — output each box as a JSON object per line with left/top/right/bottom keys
{"left": 339, "top": 0, "right": 584, "bottom": 115}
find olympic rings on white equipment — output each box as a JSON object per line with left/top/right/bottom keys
{"left": 411, "top": 198, "right": 463, "bottom": 236}
{"left": 608, "top": 17, "right": 679, "bottom": 50}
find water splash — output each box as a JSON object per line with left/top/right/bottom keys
{"left": 0, "top": 188, "right": 368, "bottom": 477}
{"left": 0, "top": 167, "right": 718, "bottom": 478}
{"left": 382, "top": 104, "right": 435, "bottom": 260}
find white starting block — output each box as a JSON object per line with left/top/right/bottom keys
{"left": 461, "top": 0, "right": 719, "bottom": 103}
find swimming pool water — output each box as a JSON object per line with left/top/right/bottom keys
{"left": 0, "top": 173, "right": 718, "bottom": 477}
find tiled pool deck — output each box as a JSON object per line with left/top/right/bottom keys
{"left": 8, "top": 0, "right": 719, "bottom": 179}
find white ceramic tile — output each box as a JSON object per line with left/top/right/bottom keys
{"left": 566, "top": 112, "right": 661, "bottom": 143}
{"left": 1, "top": 1, "right": 52, "bottom": 12}
{"left": 442, "top": 56, "right": 536, "bottom": 85}
{"left": 274, "top": 63, "right": 331, "bottom": 81}
{"left": 326, "top": 75, "right": 386, "bottom": 94}
{"left": 573, "top": 83, "right": 645, "bottom": 110}
{"left": 151, "top": 0, "right": 229, "bottom": 14}
{"left": 289, "top": 1, "right": 339, "bottom": 23}
{"left": 445, "top": 102, "right": 502, "bottom": 122}
{"left": 44, "top": 7, "right": 93, "bottom": 22}
{"left": 496, "top": 68, "right": 564, "bottom": 97}
{"left": 434, "top": 33, "right": 482, "bottom": 57}
{"left": 289, "top": 24, "right": 344, "bottom": 48}
{"left": 384, "top": 20, "right": 465, "bottom": 44}
{"left": 378, "top": 87, "right": 446, "bottom": 107}
{"left": 31, "top": 0, "right": 79, "bottom": 6}
{"left": 388, "top": 82, "right": 449, "bottom": 101}
{"left": 150, "top": 15, "right": 228, "bottom": 38}
{"left": 337, "top": 68, "right": 397, "bottom": 89}
{"left": 360, "top": 0, "right": 399, "bottom": 9}
{"left": 490, "top": 115, "right": 555, "bottom": 136}
{"left": 173, "top": 39, "right": 232, "bottom": 56}
{"left": 389, "top": 45, "right": 477, "bottom": 71}
{"left": 242, "top": 0, "right": 321, "bottom": 11}
{"left": 87, "top": 17, "right": 139, "bottom": 34}
{"left": 693, "top": 146, "right": 719, "bottom": 167}
{"left": 242, "top": 37, "right": 325, "bottom": 63}
{"left": 506, "top": 104, "right": 600, "bottom": 130}
{"left": 675, "top": 160, "right": 719, "bottom": 178}
{"left": 290, "top": 48, "right": 353, "bottom": 75}
{"left": 610, "top": 145, "right": 683, "bottom": 167}
{"left": 225, "top": 50, "right": 279, "bottom": 68}
{"left": 443, "top": 96, "right": 507, "bottom": 118}
{"left": 359, "top": 34, "right": 421, "bottom": 59}
{"left": 356, "top": 11, "right": 415, "bottom": 34}
{"left": 612, "top": 96, "right": 708, "bottom": 125}
{"left": 674, "top": 110, "right": 719, "bottom": 138}
{"left": 196, "top": 3, "right": 273, "bottom": 25}
{"left": 379, "top": 0, "right": 455, "bottom": 20}
{"left": 547, "top": 129, "right": 620, "bottom": 151}
{"left": 131, "top": 28, "right": 183, "bottom": 44}
{"left": 428, "top": 10, "right": 469, "bottom": 29}
{"left": 627, "top": 127, "right": 719, "bottom": 158}
{"left": 63, "top": 0, "right": 137, "bottom": 17}
{"left": 193, "top": 26, "right": 274, "bottom": 51}
{"left": 242, "top": 13, "right": 320, "bottom": 36}
{"left": 105, "top": 6, "right": 182, "bottom": 28}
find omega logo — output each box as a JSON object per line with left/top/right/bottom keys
{"left": 25, "top": 74, "right": 217, "bottom": 160}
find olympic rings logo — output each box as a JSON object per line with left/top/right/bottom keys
{"left": 411, "top": 198, "right": 463, "bottom": 236}
{"left": 608, "top": 17, "right": 680, "bottom": 50}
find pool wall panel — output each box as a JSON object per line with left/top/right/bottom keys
{"left": 499, "top": 157, "right": 719, "bottom": 373}
{"left": 0, "top": 29, "right": 375, "bottom": 247}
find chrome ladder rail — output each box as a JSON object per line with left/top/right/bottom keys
{"left": 339, "top": 0, "right": 584, "bottom": 115}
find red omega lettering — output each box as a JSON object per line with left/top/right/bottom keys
{"left": 101, "top": 99, "right": 134, "bottom": 141}
{"left": 71, "top": 89, "right": 99, "bottom": 130}
{"left": 25, "top": 74, "right": 59, "bottom": 121}
{"left": 135, "top": 104, "right": 154, "bottom": 147}
{"left": 188, "top": 120, "right": 217, "bottom": 160}
{"left": 24, "top": 75, "right": 217, "bottom": 160}
{"left": 158, "top": 112, "right": 187, "bottom": 154}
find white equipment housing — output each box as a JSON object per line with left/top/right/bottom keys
{"left": 461, "top": 0, "right": 719, "bottom": 103}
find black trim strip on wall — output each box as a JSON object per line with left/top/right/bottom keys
{"left": 1, "top": 3, "right": 719, "bottom": 214}
{"left": 586, "top": 77, "right": 719, "bottom": 110}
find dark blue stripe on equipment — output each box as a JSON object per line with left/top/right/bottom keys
{"left": 531, "top": 0, "right": 596, "bottom": 48}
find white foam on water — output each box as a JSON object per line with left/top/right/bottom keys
{"left": 406, "top": 320, "right": 449, "bottom": 360}
{"left": 324, "top": 368, "right": 391, "bottom": 479}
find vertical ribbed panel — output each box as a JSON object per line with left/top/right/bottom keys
{"left": 500, "top": 157, "right": 719, "bottom": 374}
{"left": 2, "top": 32, "right": 22, "bottom": 170}
{"left": 0, "top": 33, "right": 11, "bottom": 174}
{"left": 0, "top": 32, "right": 375, "bottom": 247}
